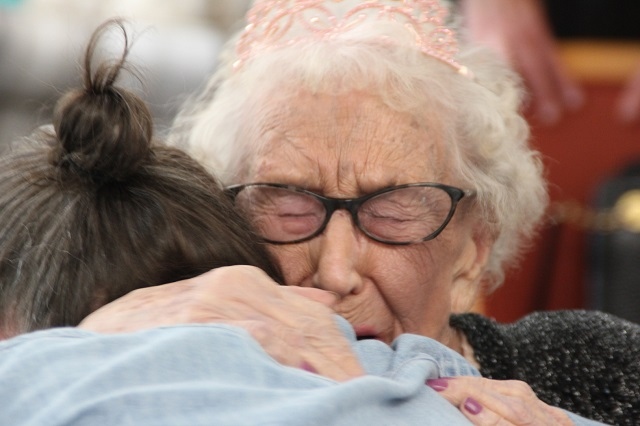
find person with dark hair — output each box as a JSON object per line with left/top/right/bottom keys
{"left": 0, "top": 19, "right": 281, "bottom": 338}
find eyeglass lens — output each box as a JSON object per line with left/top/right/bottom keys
{"left": 233, "top": 185, "right": 455, "bottom": 244}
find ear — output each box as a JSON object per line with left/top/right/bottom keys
{"left": 450, "top": 227, "right": 493, "bottom": 313}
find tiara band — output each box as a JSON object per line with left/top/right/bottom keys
{"left": 234, "top": 0, "right": 472, "bottom": 78}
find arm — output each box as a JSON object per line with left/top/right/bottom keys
{"left": 459, "top": 0, "right": 583, "bottom": 124}
{"left": 79, "top": 266, "right": 365, "bottom": 381}
{"left": 430, "top": 377, "right": 601, "bottom": 425}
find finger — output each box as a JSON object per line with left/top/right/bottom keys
{"left": 256, "top": 296, "right": 365, "bottom": 381}
{"left": 78, "top": 280, "right": 191, "bottom": 332}
{"left": 80, "top": 266, "right": 282, "bottom": 332}
{"left": 461, "top": 0, "right": 578, "bottom": 121}
{"left": 532, "top": 43, "right": 584, "bottom": 112}
{"left": 285, "top": 286, "right": 340, "bottom": 308}
{"left": 531, "top": 42, "right": 584, "bottom": 112}
{"left": 510, "top": 0, "right": 583, "bottom": 123}
{"left": 514, "top": 38, "right": 565, "bottom": 124}
{"left": 429, "top": 376, "right": 538, "bottom": 402}
{"left": 556, "top": 66, "right": 584, "bottom": 111}
{"left": 462, "top": 392, "right": 535, "bottom": 425}
{"left": 224, "top": 319, "right": 305, "bottom": 368}
{"left": 81, "top": 266, "right": 365, "bottom": 381}
{"left": 192, "top": 267, "right": 365, "bottom": 380}
{"left": 292, "top": 320, "right": 365, "bottom": 381}
{"left": 428, "top": 377, "right": 574, "bottom": 426}
{"left": 169, "top": 280, "right": 356, "bottom": 381}
{"left": 83, "top": 283, "right": 362, "bottom": 380}
{"left": 617, "top": 66, "right": 640, "bottom": 123}
{"left": 459, "top": 397, "right": 513, "bottom": 426}
{"left": 458, "top": 396, "right": 572, "bottom": 426}
{"left": 434, "top": 384, "right": 523, "bottom": 426}
{"left": 236, "top": 316, "right": 364, "bottom": 381}
{"left": 444, "top": 377, "right": 536, "bottom": 397}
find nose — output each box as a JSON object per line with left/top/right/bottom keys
{"left": 311, "top": 210, "right": 364, "bottom": 297}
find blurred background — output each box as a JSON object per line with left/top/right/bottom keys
{"left": 465, "top": 0, "right": 640, "bottom": 325}
{"left": 1, "top": 0, "right": 639, "bottom": 324}
{"left": 0, "top": 0, "right": 250, "bottom": 151}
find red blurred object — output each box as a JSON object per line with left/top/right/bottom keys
{"left": 484, "top": 42, "right": 640, "bottom": 322}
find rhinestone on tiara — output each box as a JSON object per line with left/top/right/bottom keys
{"left": 234, "top": 0, "right": 471, "bottom": 78}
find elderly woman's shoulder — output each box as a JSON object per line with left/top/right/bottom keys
{"left": 452, "top": 309, "right": 639, "bottom": 346}
{"left": 451, "top": 310, "right": 640, "bottom": 425}
{"left": 506, "top": 309, "right": 639, "bottom": 342}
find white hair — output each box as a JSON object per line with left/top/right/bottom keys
{"left": 170, "top": 5, "right": 548, "bottom": 291}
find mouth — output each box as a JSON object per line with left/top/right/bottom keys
{"left": 356, "top": 335, "right": 377, "bottom": 341}
{"left": 354, "top": 325, "right": 380, "bottom": 341}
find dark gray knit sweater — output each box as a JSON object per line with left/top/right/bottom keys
{"left": 450, "top": 310, "right": 640, "bottom": 425}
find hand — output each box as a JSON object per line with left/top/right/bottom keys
{"left": 79, "top": 266, "right": 365, "bottom": 381}
{"left": 461, "top": 0, "right": 584, "bottom": 125}
{"left": 427, "top": 377, "right": 573, "bottom": 425}
{"left": 617, "top": 61, "right": 640, "bottom": 123}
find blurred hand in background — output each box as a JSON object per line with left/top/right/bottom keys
{"left": 460, "top": 0, "right": 585, "bottom": 125}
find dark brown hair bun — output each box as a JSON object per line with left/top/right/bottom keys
{"left": 52, "top": 19, "right": 152, "bottom": 183}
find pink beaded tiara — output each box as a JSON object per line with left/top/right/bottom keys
{"left": 234, "top": 0, "right": 471, "bottom": 78}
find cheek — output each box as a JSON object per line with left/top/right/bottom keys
{"left": 386, "top": 246, "right": 451, "bottom": 300}
{"left": 379, "top": 244, "right": 457, "bottom": 331}
{"left": 267, "top": 244, "right": 312, "bottom": 287}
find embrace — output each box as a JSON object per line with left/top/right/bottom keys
{"left": 0, "top": 1, "right": 638, "bottom": 425}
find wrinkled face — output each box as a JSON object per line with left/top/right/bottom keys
{"left": 240, "top": 90, "right": 487, "bottom": 346}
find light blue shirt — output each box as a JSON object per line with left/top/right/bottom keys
{"left": 0, "top": 317, "right": 604, "bottom": 425}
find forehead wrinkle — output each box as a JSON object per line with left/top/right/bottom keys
{"left": 252, "top": 128, "right": 323, "bottom": 186}
{"left": 254, "top": 92, "right": 334, "bottom": 180}
{"left": 334, "top": 98, "right": 421, "bottom": 191}
{"left": 356, "top": 114, "right": 446, "bottom": 187}
{"left": 249, "top": 90, "right": 453, "bottom": 195}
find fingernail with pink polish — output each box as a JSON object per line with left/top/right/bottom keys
{"left": 464, "top": 397, "right": 483, "bottom": 415}
{"left": 300, "top": 361, "right": 318, "bottom": 374}
{"left": 426, "top": 378, "right": 450, "bottom": 391}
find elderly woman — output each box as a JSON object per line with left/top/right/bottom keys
{"left": 0, "top": 22, "right": 486, "bottom": 425}
{"left": 80, "top": 1, "right": 640, "bottom": 425}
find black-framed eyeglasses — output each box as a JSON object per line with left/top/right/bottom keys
{"left": 225, "top": 182, "right": 476, "bottom": 245}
